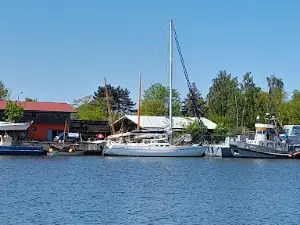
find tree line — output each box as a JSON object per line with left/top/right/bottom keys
{"left": 1, "top": 70, "right": 299, "bottom": 134}
{"left": 72, "top": 70, "right": 299, "bottom": 134}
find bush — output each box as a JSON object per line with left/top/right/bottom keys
{"left": 182, "top": 120, "right": 207, "bottom": 142}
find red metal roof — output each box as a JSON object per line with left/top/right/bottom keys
{"left": 0, "top": 100, "right": 76, "bottom": 113}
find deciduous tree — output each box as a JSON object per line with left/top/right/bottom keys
{"left": 0, "top": 81, "right": 10, "bottom": 100}
{"left": 4, "top": 101, "right": 24, "bottom": 122}
{"left": 141, "top": 83, "right": 181, "bottom": 116}
{"left": 25, "top": 97, "right": 37, "bottom": 102}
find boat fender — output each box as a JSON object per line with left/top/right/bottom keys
{"left": 69, "top": 148, "right": 73, "bottom": 152}
{"left": 48, "top": 148, "right": 53, "bottom": 153}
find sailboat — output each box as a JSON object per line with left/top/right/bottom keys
{"left": 104, "top": 20, "right": 207, "bottom": 157}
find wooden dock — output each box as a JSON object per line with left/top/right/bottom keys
{"left": 22, "top": 141, "right": 105, "bottom": 155}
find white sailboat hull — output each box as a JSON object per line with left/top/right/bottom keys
{"left": 104, "top": 144, "right": 206, "bottom": 157}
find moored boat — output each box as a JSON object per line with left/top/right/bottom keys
{"left": 105, "top": 137, "right": 206, "bottom": 157}
{"left": 205, "top": 137, "right": 233, "bottom": 157}
{"left": 229, "top": 123, "right": 296, "bottom": 158}
{"left": 104, "top": 20, "right": 207, "bottom": 157}
{"left": 0, "top": 134, "right": 45, "bottom": 155}
{"left": 47, "top": 151, "right": 83, "bottom": 156}
{"left": 0, "top": 121, "right": 45, "bottom": 155}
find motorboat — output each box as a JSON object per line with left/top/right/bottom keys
{"left": 229, "top": 123, "right": 298, "bottom": 158}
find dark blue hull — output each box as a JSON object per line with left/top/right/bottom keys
{"left": 0, "top": 146, "right": 46, "bottom": 155}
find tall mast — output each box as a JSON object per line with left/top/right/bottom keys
{"left": 137, "top": 73, "right": 142, "bottom": 130}
{"left": 169, "top": 19, "right": 173, "bottom": 144}
{"left": 104, "top": 78, "right": 115, "bottom": 135}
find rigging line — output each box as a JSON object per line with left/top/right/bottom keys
{"left": 155, "top": 22, "right": 170, "bottom": 60}
{"left": 172, "top": 24, "right": 202, "bottom": 126}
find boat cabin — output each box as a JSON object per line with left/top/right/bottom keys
{"left": 283, "top": 125, "right": 300, "bottom": 136}
{"left": 283, "top": 125, "right": 300, "bottom": 144}
{"left": 247, "top": 123, "right": 276, "bottom": 145}
{"left": 142, "top": 138, "right": 170, "bottom": 147}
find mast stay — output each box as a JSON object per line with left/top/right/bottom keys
{"left": 172, "top": 24, "right": 202, "bottom": 126}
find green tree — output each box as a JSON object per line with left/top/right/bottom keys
{"left": 266, "top": 74, "right": 286, "bottom": 127}
{"left": 181, "top": 82, "right": 207, "bottom": 117}
{"left": 0, "top": 81, "right": 10, "bottom": 100}
{"left": 212, "top": 123, "right": 229, "bottom": 143}
{"left": 240, "top": 72, "right": 261, "bottom": 129}
{"left": 207, "top": 70, "right": 240, "bottom": 128}
{"left": 286, "top": 90, "right": 300, "bottom": 124}
{"left": 141, "top": 83, "right": 181, "bottom": 116}
{"left": 140, "top": 99, "right": 167, "bottom": 116}
{"left": 255, "top": 91, "right": 269, "bottom": 122}
{"left": 4, "top": 101, "right": 24, "bottom": 122}
{"left": 72, "top": 96, "right": 107, "bottom": 120}
{"left": 93, "top": 84, "right": 135, "bottom": 117}
{"left": 25, "top": 97, "right": 37, "bottom": 102}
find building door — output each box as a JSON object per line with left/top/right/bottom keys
{"left": 46, "top": 129, "right": 53, "bottom": 141}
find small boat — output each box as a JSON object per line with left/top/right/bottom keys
{"left": 205, "top": 137, "right": 233, "bottom": 157}
{"left": 47, "top": 151, "right": 83, "bottom": 156}
{"left": 0, "top": 134, "right": 44, "bottom": 155}
{"left": 47, "top": 143, "right": 83, "bottom": 156}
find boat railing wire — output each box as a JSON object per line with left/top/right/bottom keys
{"left": 191, "top": 133, "right": 256, "bottom": 145}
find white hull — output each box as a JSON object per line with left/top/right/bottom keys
{"left": 104, "top": 144, "right": 206, "bottom": 157}
{"left": 0, "top": 122, "right": 31, "bottom": 131}
{"left": 205, "top": 145, "right": 233, "bottom": 157}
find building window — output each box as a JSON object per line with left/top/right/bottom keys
{"left": 31, "top": 127, "right": 36, "bottom": 132}
{"left": 32, "top": 112, "right": 37, "bottom": 118}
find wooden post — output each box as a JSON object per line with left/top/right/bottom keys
{"left": 137, "top": 73, "right": 142, "bottom": 130}
{"left": 63, "top": 118, "right": 67, "bottom": 147}
{"left": 105, "top": 78, "right": 115, "bottom": 135}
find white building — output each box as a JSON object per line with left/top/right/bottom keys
{"left": 113, "top": 115, "right": 217, "bottom": 133}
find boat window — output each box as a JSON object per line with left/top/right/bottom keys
{"left": 143, "top": 140, "right": 150, "bottom": 144}
{"left": 266, "top": 131, "right": 271, "bottom": 140}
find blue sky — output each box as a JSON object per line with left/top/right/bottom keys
{"left": 0, "top": 0, "right": 299, "bottom": 104}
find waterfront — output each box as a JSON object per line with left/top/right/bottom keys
{"left": 1, "top": 156, "right": 300, "bottom": 224}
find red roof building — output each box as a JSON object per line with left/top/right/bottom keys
{"left": 0, "top": 100, "right": 76, "bottom": 141}
{"left": 0, "top": 101, "right": 76, "bottom": 113}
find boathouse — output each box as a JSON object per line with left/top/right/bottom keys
{"left": 113, "top": 115, "right": 217, "bottom": 133}
{"left": 0, "top": 100, "right": 76, "bottom": 141}
{"left": 69, "top": 119, "right": 110, "bottom": 140}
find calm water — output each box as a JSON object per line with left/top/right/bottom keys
{"left": 0, "top": 156, "right": 300, "bottom": 225}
